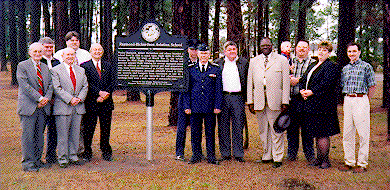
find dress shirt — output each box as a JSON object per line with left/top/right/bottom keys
{"left": 198, "top": 61, "right": 208, "bottom": 72}
{"left": 291, "top": 57, "right": 313, "bottom": 95}
{"left": 222, "top": 56, "right": 241, "bottom": 92}
{"left": 92, "top": 59, "right": 101, "bottom": 72}
{"left": 341, "top": 59, "right": 376, "bottom": 94}
{"left": 42, "top": 56, "right": 54, "bottom": 69}
{"left": 62, "top": 62, "right": 76, "bottom": 77}
{"left": 54, "top": 48, "right": 92, "bottom": 65}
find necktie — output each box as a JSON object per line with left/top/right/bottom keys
{"left": 69, "top": 66, "right": 76, "bottom": 91}
{"left": 264, "top": 56, "right": 269, "bottom": 68}
{"left": 96, "top": 63, "right": 101, "bottom": 79}
{"left": 36, "top": 63, "right": 44, "bottom": 95}
{"left": 202, "top": 65, "right": 206, "bottom": 72}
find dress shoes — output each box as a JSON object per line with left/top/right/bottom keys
{"left": 235, "top": 157, "right": 246, "bottom": 163}
{"left": 207, "top": 160, "right": 220, "bottom": 165}
{"left": 308, "top": 159, "right": 321, "bottom": 167}
{"left": 102, "top": 153, "right": 113, "bottom": 161}
{"left": 352, "top": 166, "right": 367, "bottom": 173}
{"left": 256, "top": 159, "right": 273, "bottom": 164}
{"left": 70, "top": 159, "right": 86, "bottom": 166}
{"left": 218, "top": 156, "right": 232, "bottom": 162}
{"left": 188, "top": 158, "right": 202, "bottom": 164}
{"left": 59, "top": 163, "right": 68, "bottom": 168}
{"left": 272, "top": 162, "right": 283, "bottom": 168}
{"left": 36, "top": 161, "right": 52, "bottom": 169}
{"left": 23, "top": 166, "right": 39, "bottom": 172}
{"left": 318, "top": 162, "right": 331, "bottom": 169}
{"left": 175, "top": 155, "right": 186, "bottom": 162}
{"left": 338, "top": 164, "right": 354, "bottom": 172}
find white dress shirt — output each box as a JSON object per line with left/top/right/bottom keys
{"left": 54, "top": 48, "right": 92, "bottom": 65}
{"left": 42, "top": 55, "right": 54, "bottom": 69}
{"left": 198, "top": 61, "right": 208, "bottom": 72}
{"left": 222, "top": 57, "right": 241, "bottom": 92}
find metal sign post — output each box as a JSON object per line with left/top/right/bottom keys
{"left": 145, "top": 90, "right": 154, "bottom": 161}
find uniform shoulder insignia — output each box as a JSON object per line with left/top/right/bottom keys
{"left": 188, "top": 63, "right": 195, "bottom": 67}
{"left": 210, "top": 62, "right": 219, "bottom": 67}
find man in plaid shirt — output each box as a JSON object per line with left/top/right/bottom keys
{"left": 338, "top": 42, "right": 376, "bottom": 173}
{"left": 287, "top": 40, "right": 316, "bottom": 163}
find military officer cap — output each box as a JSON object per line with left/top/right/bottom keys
{"left": 197, "top": 43, "right": 209, "bottom": 51}
{"left": 188, "top": 39, "right": 200, "bottom": 49}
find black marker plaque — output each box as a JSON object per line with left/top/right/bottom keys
{"left": 115, "top": 21, "right": 188, "bottom": 93}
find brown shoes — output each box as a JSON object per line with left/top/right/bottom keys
{"left": 338, "top": 164, "right": 353, "bottom": 171}
{"left": 352, "top": 166, "right": 367, "bottom": 173}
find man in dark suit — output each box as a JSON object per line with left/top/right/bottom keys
{"left": 17, "top": 42, "right": 53, "bottom": 172}
{"left": 215, "top": 41, "right": 249, "bottom": 163}
{"left": 183, "top": 44, "right": 223, "bottom": 165}
{"left": 80, "top": 43, "right": 116, "bottom": 161}
{"left": 38, "top": 37, "right": 61, "bottom": 165}
{"left": 175, "top": 39, "right": 199, "bottom": 161}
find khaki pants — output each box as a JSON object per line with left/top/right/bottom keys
{"left": 343, "top": 95, "right": 370, "bottom": 168}
{"left": 256, "top": 106, "right": 284, "bottom": 162}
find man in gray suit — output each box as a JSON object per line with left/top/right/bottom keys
{"left": 51, "top": 48, "right": 88, "bottom": 168}
{"left": 17, "top": 42, "right": 53, "bottom": 172}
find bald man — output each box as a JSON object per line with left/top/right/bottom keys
{"left": 51, "top": 48, "right": 88, "bottom": 168}
{"left": 80, "top": 43, "right": 116, "bottom": 162}
{"left": 17, "top": 43, "right": 53, "bottom": 172}
{"left": 280, "top": 41, "right": 292, "bottom": 65}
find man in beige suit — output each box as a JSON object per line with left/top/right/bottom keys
{"left": 247, "top": 37, "right": 290, "bottom": 168}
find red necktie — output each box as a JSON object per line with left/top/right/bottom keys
{"left": 36, "top": 63, "right": 44, "bottom": 95}
{"left": 96, "top": 63, "right": 101, "bottom": 79}
{"left": 69, "top": 66, "right": 76, "bottom": 91}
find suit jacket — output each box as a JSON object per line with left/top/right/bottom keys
{"left": 296, "top": 59, "right": 341, "bottom": 114}
{"left": 183, "top": 62, "right": 223, "bottom": 113}
{"left": 41, "top": 57, "right": 61, "bottom": 69}
{"left": 80, "top": 59, "right": 116, "bottom": 111}
{"left": 17, "top": 59, "right": 53, "bottom": 116}
{"left": 247, "top": 51, "right": 290, "bottom": 111}
{"left": 51, "top": 63, "right": 88, "bottom": 115}
{"left": 214, "top": 56, "right": 249, "bottom": 101}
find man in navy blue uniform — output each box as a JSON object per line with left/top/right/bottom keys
{"left": 175, "top": 39, "right": 199, "bottom": 161}
{"left": 183, "top": 44, "right": 223, "bottom": 165}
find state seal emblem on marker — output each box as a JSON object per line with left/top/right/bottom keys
{"left": 141, "top": 23, "right": 160, "bottom": 43}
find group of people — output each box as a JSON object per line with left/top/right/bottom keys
{"left": 17, "top": 31, "right": 376, "bottom": 174}
{"left": 17, "top": 31, "right": 115, "bottom": 172}
{"left": 175, "top": 38, "right": 376, "bottom": 173}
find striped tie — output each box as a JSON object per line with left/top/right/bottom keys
{"left": 36, "top": 63, "right": 44, "bottom": 95}
{"left": 96, "top": 63, "right": 101, "bottom": 79}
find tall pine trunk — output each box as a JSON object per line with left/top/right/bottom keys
{"left": 383, "top": 1, "right": 390, "bottom": 138}
{"left": 257, "top": 0, "right": 264, "bottom": 55}
{"left": 30, "top": 0, "right": 41, "bottom": 43}
{"left": 10, "top": 1, "right": 18, "bottom": 85}
{"left": 55, "top": 0, "right": 69, "bottom": 51}
{"left": 212, "top": 0, "right": 221, "bottom": 59}
{"left": 0, "top": 0, "right": 7, "bottom": 71}
{"left": 277, "top": 0, "right": 292, "bottom": 53}
{"left": 337, "top": 0, "right": 356, "bottom": 66}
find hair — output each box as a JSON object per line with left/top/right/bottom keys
{"left": 297, "top": 40, "right": 309, "bottom": 46}
{"left": 318, "top": 40, "right": 333, "bottom": 52}
{"left": 223, "top": 41, "right": 237, "bottom": 51}
{"left": 28, "top": 42, "right": 43, "bottom": 51}
{"left": 38, "top": 37, "right": 54, "bottom": 45}
{"left": 89, "top": 43, "right": 104, "bottom": 52}
{"left": 65, "top": 31, "right": 80, "bottom": 41}
{"left": 347, "top": 42, "right": 361, "bottom": 51}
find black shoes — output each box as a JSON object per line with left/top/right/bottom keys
{"left": 59, "top": 163, "right": 68, "bottom": 168}
{"left": 272, "top": 162, "right": 283, "bottom": 168}
{"left": 23, "top": 165, "right": 39, "bottom": 172}
{"left": 218, "top": 156, "right": 232, "bottom": 162}
{"left": 256, "top": 159, "right": 273, "bottom": 164}
{"left": 188, "top": 159, "right": 202, "bottom": 164}
{"left": 102, "top": 153, "right": 113, "bottom": 161}
{"left": 235, "top": 157, "right": 246, "bottom": 163}
{"left": 207, "top": 160, "right": 220, "bottom": 165}
{"left": 175, "top": 155, "right": 186, "bottom": 162}
{"left": 70, "top": 159, "right": 86, "bottom": 166}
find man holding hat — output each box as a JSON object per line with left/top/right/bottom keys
{"left": 183, "top": 44, "right": 223, "bottom": 165}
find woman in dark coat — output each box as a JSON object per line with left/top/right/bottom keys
{"left": 296, "top": 41, "right": 341, "bottom": 169}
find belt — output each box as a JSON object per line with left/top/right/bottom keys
{"left": 346, "top": 93, "right": 365, "bottom": 97}
{"left": 223, "top": 91, "right": 242, "bottom": 95}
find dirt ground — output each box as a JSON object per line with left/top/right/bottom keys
{"left": 1, "top": 70, "right": 389, "bottom": 189}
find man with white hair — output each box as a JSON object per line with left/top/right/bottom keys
{"left": 280, "top": 41, "right": 292, "bottom": 65}
{"left": 17, "top": 42, "right": 53, "bottom": 172}
{"left": 80, "top": 43, "right": 116, "bottom": 162}
{"left": 51, "top": 48, "right": 88, "bottom": 168}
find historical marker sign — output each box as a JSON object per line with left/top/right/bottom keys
{"left": 115, "top": 21, "right": 188, "bottom": 93}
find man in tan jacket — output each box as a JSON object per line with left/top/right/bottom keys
{"left": 247, "top": 37, "right": 290, "bottom": 168}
